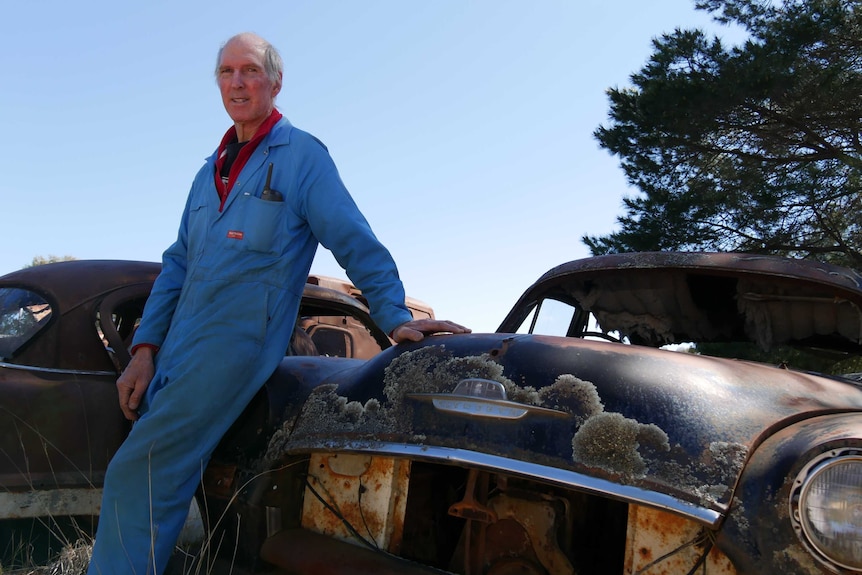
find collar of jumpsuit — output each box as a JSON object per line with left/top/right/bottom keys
{"left": 214, "top": 108, "right": 283, "bottom": 210}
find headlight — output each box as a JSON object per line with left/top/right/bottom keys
{"left": 791, "top": 450, "right": 862, "bottom": 572}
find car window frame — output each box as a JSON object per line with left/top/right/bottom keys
{"left": 97, "top": 283, "right": 154, "bottom": 372}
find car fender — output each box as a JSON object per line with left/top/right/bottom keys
{"left": 720, "top": 412, "right": 862, "bottom": 574}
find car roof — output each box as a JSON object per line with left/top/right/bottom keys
{"left": 0, "top": 260, "right": 161, "bottom": 311}
{"left": 499, "top": 252, "right": 862, "bottom": 351}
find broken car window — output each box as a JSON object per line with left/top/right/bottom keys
{"left": 0, "top": 288, "right": 52, "bottom": 360}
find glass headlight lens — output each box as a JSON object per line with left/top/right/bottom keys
{"left": 797, "top": 455, "right": 862, "bottom": 570}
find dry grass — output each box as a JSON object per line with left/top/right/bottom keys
{"left": 21, "top": 539, "right": 91, "bottom": 575}
{"left": 1, "top": 468, "right": 278, "bottom": 575}
{"left": 1, "top": 538, "right": 236, "bottom": 575}
{"left": 1, "top": 543, "right": 242, "bottom": 575}
{"left": 1, "top": 538, "right": 90, "bottom": 575}
{"left": 0, "top": 506, "right": 203, "bottom": 575}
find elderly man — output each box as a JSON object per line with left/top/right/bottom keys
{"left": 87, "top": 32, "right": 468, "bottom": 574}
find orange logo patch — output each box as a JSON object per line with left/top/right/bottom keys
{"left": 227, "top": 230, "right": 244, "bottom": 240}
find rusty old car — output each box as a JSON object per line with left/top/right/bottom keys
{"left": 0, "top": 259, "right": 431, "bottom": 564}
{"left": 4, "top": 252, "right": 862, "bottom": 574}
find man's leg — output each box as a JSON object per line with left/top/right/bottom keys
{"left": 88, "top": 343, "right": 268, "bottom": 574}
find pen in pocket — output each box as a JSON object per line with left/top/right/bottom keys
{"left": 260, "top": 163, "right": 283, "bottom": 202}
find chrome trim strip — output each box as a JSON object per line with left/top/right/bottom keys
{"left": 408, "top": 393, "right": 570, "bottom": 420}
{"left": 0, "top": 361, "right": 114, "bottom": 377}
{"left": 430, "top": 396, "right": 530, "bottom": 419}
{"left": 309, "top": 441, "right": 724, "bottom": 527}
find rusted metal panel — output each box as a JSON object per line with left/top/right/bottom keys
{"left": 301, "top": 453, "right": 410, "bottom": 552}
{"left": 624, "top": 505, "right": 736, "bottom": 574}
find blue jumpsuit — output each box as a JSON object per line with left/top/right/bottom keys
{"left": 88, "top": 118, "right": 413, "bottom": 574}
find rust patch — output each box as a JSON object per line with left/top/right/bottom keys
{"left": 301, "top": 453, "right": 410, "bottom": 552}
{"left": 624, "top": 505, "right": 737, "bottom": 574}
{"left": 639, "top": 546, "right": 652, "bottom": 561}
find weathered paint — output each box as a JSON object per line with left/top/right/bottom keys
{"left": 722, "top": 413, "right": 862, "bottom": 574}
{"left": 624, "top": 505, "right": 737, "bottom": 574}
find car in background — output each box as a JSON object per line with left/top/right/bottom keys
{"left": 0, "top": 259, "right": 432, "bottom": 564}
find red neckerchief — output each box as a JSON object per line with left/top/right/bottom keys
{"left": 214, "top": 108, "right": 283, "bottom": 211}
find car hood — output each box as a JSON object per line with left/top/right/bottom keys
{"left": 498, "top": 252, "right": 862, "bottom": 351}
{"left": 264, "top": 333, "right": 862, "bottom": 526}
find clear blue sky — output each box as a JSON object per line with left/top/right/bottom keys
{"left": 1, "top": 0, "right": 740, "bottom": 332}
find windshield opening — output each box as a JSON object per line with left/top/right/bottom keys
{"left": 517, "top": 297, "right": 862, "bottom": 376}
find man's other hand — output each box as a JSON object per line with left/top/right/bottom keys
{"left": 391, "top": 319, "right": 471, "bottom": 343}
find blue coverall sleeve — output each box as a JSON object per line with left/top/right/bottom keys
{"left": 291, "top": 136, "right": 413, "bottom": 335}
{"left": 130, "top": 191, "right": 192, "bottom": 349}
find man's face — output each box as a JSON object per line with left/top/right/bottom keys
{"left": 217, "top": 38, "right": 281, "bottom": 137}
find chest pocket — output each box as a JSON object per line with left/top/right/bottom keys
{"left": 187, "top": 201, "right": 208, "bottom": 258}
{"left": 227, "top": 194, "right": 285, "bottom": 256}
